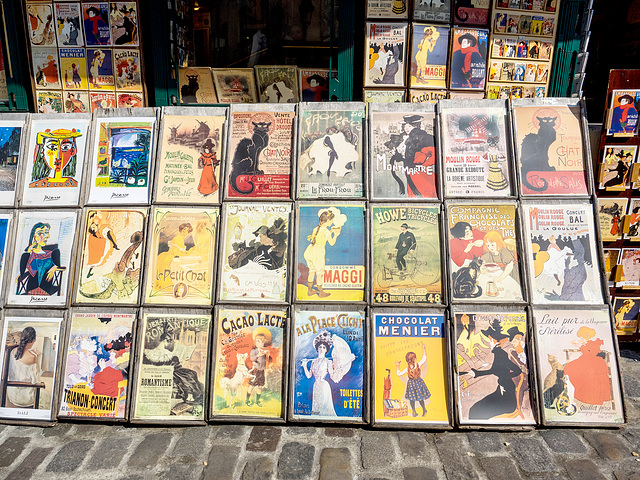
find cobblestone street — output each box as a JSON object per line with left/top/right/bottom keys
{"left": 0, "top": 347, "right": 639, "bottom": 480}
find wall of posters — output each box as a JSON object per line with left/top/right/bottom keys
{"left": 414, "top": 0, "right": 451, "bottom": 22}
{"left": 0, "top": 315, "right": 63, "bottom": 422}
{"left": 132, "top": 312, "right": 211, "bottom": 421}
{"left": 410, "top": 24, "right": 449, "bottom": 89}
{"left": 597, "top": 198, "right": 627, "bottom": 242}
{"left": 365, "top": 22, "right": 407, "bottom": 88}
{"left": 447, "top": 203, "right": 524, "bottom": 302}
{"left": 59, "top": 311, "right": 135, "bottom": 419}
{"left": 372, "top": 205, "right": 442, "bottom": 305}
{"left": 296, "top": 203, "right": 366, "bottom": 302}
{"left": 292, "top": 308, "right": 364, "bottom": 422}
{"left": 144, "top": 207, "right": 217, "bottom": 306}
{"left": 89, "top": 91, "right": 116, "bottom": 111}
{"left": 211, "top": 307, "right": 286, "bottom": 419}
{"left": 0, "top": 119, "right": 25, "bottom": 206}
{"left": 450, "top": 28, "right": 488, "bottom": 90}
{"left": 618, "top": 248, "right": 640, "bottom": 289}
{"left": 211, "top": 69, "right": 258, "bottom": 104}
{"left": 372, "top": 311, "right": 449, "bottom": 425}
{"left": 533, "top": 309, "right": 624, "bottom": 425}
{"left": 218, "top": 203, "right": 291, "bottom": 303}
{"left": 522, "top": 203, "right": 603, "bottom": 304}
{"left": 226, "top": 108, "right": 295, "bottom": 199}
{"left": 178, "top": 68, "right": 217, "bottom": 105}
{"left": 117, "top": 92, "right": 143, "bottom": 108}
{"left": 255, "top": 66, "right": 299, "bottom": 104}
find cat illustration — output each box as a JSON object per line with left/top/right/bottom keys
{"left": 229, "top": 121, "right": 271, "bottom": 195}
{"left": 519, "top": 116, "right": 557, "bottom": 192}
{"left": 454, "top": 0, "right": 472, "bottom": 22}
{"left": 181, "top": 74, "right": 200, "bottom": 103}
{"left": 452, "top": 258, "right": 483, "bottom": 298}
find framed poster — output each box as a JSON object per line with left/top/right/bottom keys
{"left": 144, "top": 207, "right": 218, "bottom": 306}
{"left": 225, "top": 105, "right": 295, "bottom": 200}
{"left": 60, "top": 48, "right": 88, "bottom": 91}
{"left": 408, "top": 89, "right": 447, "bottom": 103}
{"left": 599, "top": 145, "right": 636, "bottom": 191}
{"left": 0, "top": 313, "right": 63, "bottom": 423}
{"left": 114, "top": 49, "right": 142, "bottom": 91}
{"left": 597, "top": 197, "right": 627, "bottom": 242}
{"left": 625, "top": 199, "right": 640, "bottom": 242}
{"left": 296, "top": 202, "right": 366, "bottom": 303}
{"left": 414, "top": 0, "right": 451, "bottom": 22}
{"left": 371, "top": 204, "right": 442, "bottom": 305}
{"left": 0, "top": 213, "right": 12, "bottom": 298}
{"left": 83, "top": 3, "right": 111, "bottom": 46}
{"left": 55, "top": 2, "right": 84, "bottom": 47}
{"left": 290, "top": 306, "right": 365, "bottom": 423}
{"left": 211, "top": 306, "right": 287, "bottom": 421}
{"left": 110, "top": 2, "right": 139, "bottom": 46}
{"left": 37, "top": 91, "right": 63, "bottom": 113}
{"left": 6, "top": 210, "right": 78, "bottom": 307}
{"left": 364, "top": 22, "right": 407, "bottom": 88}
{"left": 453, "top": 309, "right": 535, "bottom": 426}
{"left": 255, "top": 66, "right": 299, "bottom": 103}
{"left": 371, "top": 309, "right": 450, "bottom": 427}
{"left": 363, "top": 89, "right": 405, "bottom": 103}
{"left": 532, "top": 308, "right": 624, "bottom": 426}
{"left": 440, "top": 100, "right": 512, "bottom": 197}
{"left": 618, "top": 248, "right": 640, "bottom": 288}
{"left": 603, "top": 248, "right": 620, "bottom": 286}
{"left": 32, "top": 48, "right": 61, "bottom": 90}
{"left": 86, "top": 112, "right": 157, "bottom": 205}
{"left": 513, "top": 100, "right": 589, "bottom": 196}
{"left": 613, "top": 297, "right": 640, "bottom": 335}
{"left": 299, "top": 69, "right": 336, "bottom": 103}
{"left": 178, "top": 68, "right": 217, "bottom": 105}
{"left": 58, "top": 309, "right": 136, "bottom": 420}
{"left": 19, "top": 115, "right": 91, "bottom": 207}
{"left": 0, "top": 116, "right": 26, "bottom": 206}
{"left": 89, "top": 91, "right": 116, "bottom": 111}
{"left": 409, "top": 24, "right": 449, "bottom": 89}
{"left": 130, "top": 310, "right": 212, "bottom": 423}
{"left": 446, "top": 202, "right": 524, "bottom": 302}
{"left": 211, "top": 68, "right": 258, "bottom": 104}
{"left": 366, "top": 0, "right": 409, "bottom": 19}
{"left": 154, "top": 107, "right": 226, "bottom": 204}
{"left": 297, "top": 103, "right": 365, "bottom": 199}
{"left": 117, "top": 92, "right": 144, "bottom": 108}
{"left": 449, "top": 27, "right": 488, "bottom": 90}
{"left": 606, "top": 90, "right": 639, "bottom": 136}
{"left": 74, "top": 208, "right": 147, "bottom": 305}
{"left": 369, "top": 103, "right": 438, "bottom": 200}
{"left": 26, "top": 4, "right": 56, "bottom": 47}
{"left": 64, "top": 91, "right": 91, "bottom": 113}
{"left": 218, "top": 202, "right": 292, "bottom": 303}
{"left": 87, "top": 48, "right": 115, "bottom": 91}
{"left": 521, "top": 202, "right": 604, "bottom": 305}
{"left": 453, "top": 0, "right": 491, "bottom": 25}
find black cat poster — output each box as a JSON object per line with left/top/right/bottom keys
{"left": 514, "top": 104, "right": 588, "bottom": 196}
{"left": 446, "top": 203, "right": 524, "bottom": 302}
{"left": 178, "top": 67, "right": 217, "bottom": 104}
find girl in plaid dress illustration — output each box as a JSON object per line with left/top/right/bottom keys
{"left": 395, "top": 343, "right": 430, "bottom": 417}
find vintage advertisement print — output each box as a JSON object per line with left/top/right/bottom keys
{"left": 37, "top": 91, "right": 63, "bottom": 114}
{"left": 60, "top": 48, "right": 88, "bottom": 91}
{"left": 414, "top": 0, "right": 451, "bottom": 22}
{"left": 533, "top": 309, "right": 624, "bottom": 425}
{"left": 87, "top": 116, "right": 156, "bottom": 205}
{"left": 0, "top": 214, "right": 11, "bottom": 292}
{"left": 7, "top": 210, "right": 77, "bottom": 307}
{"left": 297, "top": 204, "right": 366, "bottom": 302}
{"left": 370, "top": 110, "right": 437, "bottom": 200}
{"left": 55, "top": 3, "right": 84, "bottom": 47}
{"left": 597, "top": 197, "right": 627, "bottom": 242}
{"left": 523, "top": 203, "right": 603, "bottom": 304}
{"left": 178, "top": 68, "right": 217, "bottom": 104}
{"left": 372, "top": 205, "right": 442, "bottom": 305}
{"left": 89, "top": 91, "right": 116, "bottom": 111}
{"left": 441, "top": 105, "right": 511, "bottom": 197}
{"left": 227, "top": 109, "right": 294, "bottom": 199}
{"left": 455, "top": 311, "right": 535, "bottom": 425}
{"left": 75, "top": 208, "right": 146, "bottom": 304}
{"left": 132, "top": 312, "right": 211, "bottom": 421}
{"left": 219, "top": 203, "right": 291, "bottom": 303}
{"left": 292, "top": 308, "right": 364, "bottom": 422}
{"left": 300, "top": 69, "right": 336, "bottom": 103}
{"left": 626, "top": 199, "right": 640, "bottom": 241}
{"left": 59, "top": 311, "right": 136, "bottom": 419}
{"left": 87, "top": 48, "right": 115, "bottom": 90}
{"left": 607, "top": 90, "right": 639, "bottom": 136}
{"left": 110, "top": 2, "right": 139, "bottom": 46}
{"left": 408, "top": 89, "right": 447, "bottom": 103}
{"left": 366, "top": 0, "right": 410, "bottom": 19}
{"left": 453, "top": 0, "right": 490, "bottom": 25}
{"left": 373, "top": 312, "right": 448, "bottom": 425}
{"left": 363, "top": 89, "right": 405, "bottom": 103}
{"left": 21, "top": 117, "right": 90, "bottom": 207}
{"left": 117, "top": 92, "right": 144, "bottom": 108}
{"left": 410, "top": 24, "right": 449, "bottom": 89}
{"left": 599, "top": 145, "right": 636, "bottom": 191}
{"left": 447, "top": 204, "right": 524, "bottom": 302}
{"left": 255, "top": 66, "right": 299, "bottom": 103}
{"left": 0, "top": 120, "right": 24, "bottom": 205}
{"left": 114, "top": 50, "right": 142, "bottom": 91}
{"left": 212, "top": 69, "right": 258, "bottom": 104}
{"left": 618, "top": 248, "right": 640, "bottom": 288}
{"left": 32, "top": 48, "right": 61, "bottom": 90}
{"left": 145, "top": 208, "right": 218, "bottom": 306}
{"left": 64, "top": 91, "right": 91, "bottom": 113}
{"left": 83, "top": 3, "right": 111, "bottom": 46}
{"left": 211, "top": 307, "right": 286, "bottom": 419}
{"left": 298, "top": 107, "right": 365, "bottom": 198}
{"left": 613, "top": 297, "right": 640, "bottom": 335}
{"left": 0, "top": 316, "right": 63, "bottom": 421}
{"left": 157, "top": 114, "right": 225, "bottom": 204}
{"left": 27, "top": 4, "right": 56, "bottom": 47}
{"left": 514, "top": 104, "right": 588, "bottom": 195}
{"left": 450, "top": 28, "right": 488, "bottom": 90}
{"left": 365, "top": 22, "right": 407, "bottom": 88}
{"left": 603, "top": 248, "right": 620, "bottom": 285}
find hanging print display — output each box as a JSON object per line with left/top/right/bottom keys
{"left": 606, "top": 90, "right": 639, "bottom": 136}
{"left": 114, "top": 49, "right": 142, "bottom": 91}
{"left": 87, "top": 48, "right": 115, "bottom": 90}
{"left": 598, "top": 145, "right": 636, "bottom": 191}
{"left": 59, "top": 48, "right": 88, "bottom": 91}
{"left": 449, "top": 28, "right": 488, "bottom": 90}
{"left": 89, "top": 91, "right": 116, "bottom": 111}
{"left": 27, "top": 4, "right": 56, "bottom": 47}
{"left": 0, "top": 118, "right": 25, "bottom": 206}
{"left": 64, "top": 91, "right": 91, "bottom": 113}
{"left": 55, "top": 3, "right": 84, "bottom": 47}
{"left": 37, "top": 91, "right": 63, "bottom": 114}
{"left": 366, "top": 0, "right": 410, "bottom": 19}
{"left": 365, "top": 22, "right": 407, "bottom": 88}
{"left": 110, "top": 2, "right": 139, "bottom": 46}
{"left": 32, "top": 48, "right": 61, "bottom": 90}
{"left": 211, "top": 68, "right": 258, "bottom": 104}
{"left": 613, "top": 297, "right": 640, "bottom": 335}
{"left": 414, "top": 0, "right": 451, "bottom": 22}
{"left": 178, "top": 68, "right": 217, "bottom": 104}
{"left": 83, "top": 3, "right": 111, "bottom": 46}
{"left": 255, "top": 66, "right": 299, "bottom": 103}
{"left": 410, "top": 24, "right": 449, "bottom": 89}
{"left": 299, "top": 69, "right": 336, "bottom": 103}
{"left": 453, "top": 0, "right": 491, "bottom": 26}
{"left": 597, "top": 197, "right": 627, "bottom": 242}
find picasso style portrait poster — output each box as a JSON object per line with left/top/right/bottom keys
{"left": 0, "top": 315, "right": 63, "bottom": 422}
{"left": 87, "top": 115, "right": 156, "bottom": 205}
{"left": 369, "top": 106, "right": 438, "bottom": 200}
{"left": 410, "top": 24, "right": 450, "bottom": 89}
{"left": 0, "top": 118, "right": 25, "bottom": 206}
{"left": 7, "top": 210, "right": 78, "bottom": 307}
{"left": 20, "top": 116, "right": 90, "bottom": 207}
{"left": 75, "top": 208, "right": 146, "bottom": 305}
{"left": 606, "top": 90, "right": 639, "bottom": 136}
{"left": 27, "top": 4, "right": 56, "bottom": 47}
{"left": 372, "top": 311, "right": 449, "bottom": 426}
{"left": 156, "top": 111, "right": 226, "bottom": 204}
{"left": 211, "top": 68, "right": 259, "bottom": 104}
{"left": 613, "top": 297, "right": 640, "bottom": 335}
{"left": 218, "top": 203, "right": 292, "bottom": 303}
{"left": 226, "top": 106, "right": 295, "bottom": 199}
{"left": 296, "top": 203, "right": 366, "bottom": 303}
{"left": 178, "top": 68, "right": 217, "bottom": 104}
{"left": 144, "top": 207, "right": 218, "bottom": 306}
{"left": 255, "top": 66, "right": 299, "bottom": 103}
{"left": 414, "top": 0, "right": 451, "bottom": 22}
{"left": 597, "top": 197, "right": 627, "bottom": 242}
{"left": 366, "top": 0, "right": 410, "bottom": 19}
{"left": 372, "top": 205, "right": 442, "bottom": 305}
{"left": 532, "top": 308, "right": 624, "bottom": 425}
{"left": 298, "top": 104, "right": 365, "bottom": 198}
{"left": 59, "top": 311, "right": 136, "bottom": 420}
{"left": 365, "top": 22, "right": 407, "bottom": 88}
{"left": 599, "top": 145, "right": 636, "bottom": 191}
{"left": 454, "top": 311, "right": 535, "bottom": 425}
{"left": 513, "top": 103, "right": 589, "bottom": 196}
{"left": 522, "top": 203, "right": 604, "bottom": 305}
{"left": 449, "top": 28, "right": 488, "bottom": 90}
{"left": 211, "top": 307, "right": 286, "bottom": 420}
{"left": 291, "top": 308, "right": 365, "bottom": 422}
{"left": 55, "top": 3, "right": 84, "bottom": 47}
{"left": 131, "top": 312, "right": 211, "bottom": 422}
{"left": 440, "top": 103, "right": 512, "bottom": 197}
{"left": 447, "top": 203, "right": 524, "bottom": 302}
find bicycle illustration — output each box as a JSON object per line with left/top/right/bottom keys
{"left": 376, "top": 243, "right": 440, "bottom": 288}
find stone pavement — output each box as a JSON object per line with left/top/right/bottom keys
{"left": 1, "top": 348, "right": 640, "bottom": 480}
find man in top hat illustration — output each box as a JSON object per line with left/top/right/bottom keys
{"left": 395, "top": 223, "right": 417, "bottom": 273}
{"left": 399, "top": 114, "right": 436, "bottom": 198}
{"left": 301, "top": 74, "right": 328, "bottom": 102}
{"left": 29, "top": 128, "right": 82, "bottom": 188}
{"left": 451, "top": 32, "right": 484, "bottom": 89}
{"left": 611, "top": 93, "right": 638, "bottom": 134}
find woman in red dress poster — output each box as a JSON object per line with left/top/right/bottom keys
{"left": 197, "top": 139, "right": 219, "bottom": 196}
